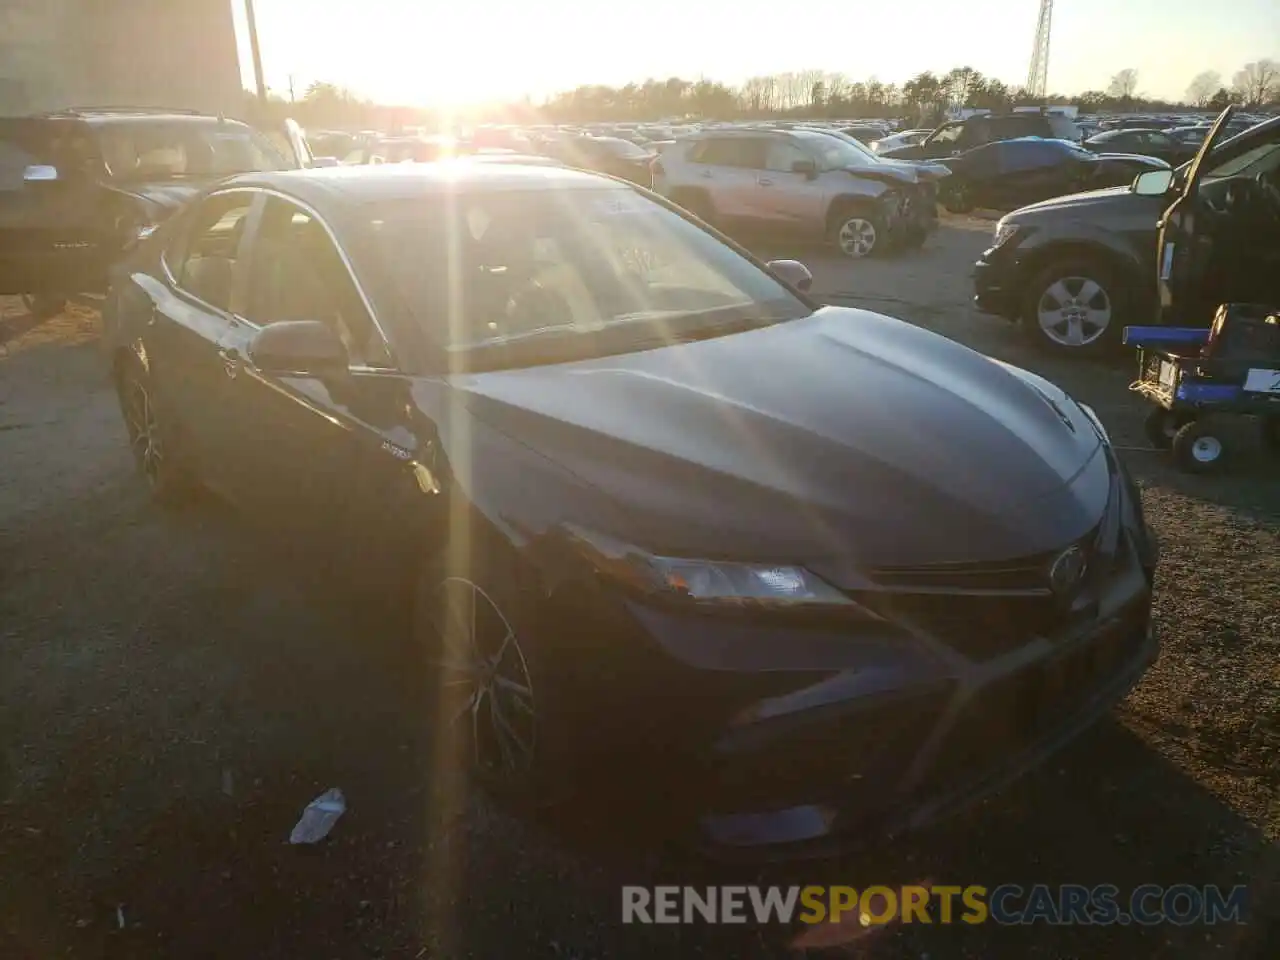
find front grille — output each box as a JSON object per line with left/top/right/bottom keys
{"left": 703, "top": 685, "right": 950, "bottom": 816}
{"left": 869, "top": 592, "right": 1058, "bottom": 661}
{"left": 916, "top": 604, "right": 1148, "bottom": 797}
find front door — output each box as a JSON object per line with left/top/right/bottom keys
{"left": 218, "top": 193, "right": 433, "bottom": 579}
{"left": 754, "top": 138, "right": 825, "bottom": 229}
{"left": 1160, "top": 107, "right": 1280, "bottom": 325}
{"left": 145, "top": 190, "right": 261, "bottom": 489}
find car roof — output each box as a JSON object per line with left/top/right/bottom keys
{"left": 219, "top": 161, "right": 627, "bottom": 206}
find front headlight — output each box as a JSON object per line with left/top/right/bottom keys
{"left": 564, "top": 526, "right": 878, "bottom": 613}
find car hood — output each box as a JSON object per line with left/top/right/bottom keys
{"left": 866, "top": 158, "right": 952, "bottom": 182}
{"left": 448, "top": 307, "right": 1108, "bottom": 573}
{"left": 1004, "top": 182, "right": 1166, "bottom": 220}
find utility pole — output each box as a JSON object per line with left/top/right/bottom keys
{"left": 288, "top": 74, "right": 296, "bottom": 103}
{"left": 245, "top": 0, "right": 268, "bottom": 103}
{"left": 1025, "top": 0, "right": 1053, "bottom": 99}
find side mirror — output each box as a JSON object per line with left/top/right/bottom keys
{"left": 247, "top": 320, "right": 348, "bottom": 376}
{"left": 23, "top": 164, "right": 59, "bottom": 183}
{"left": 1133, "top": 169, "right": 1175, "bottom": 196}
{"left": 767, "top": 259, "right": 813, "bottom": 293}
{"left": 791, "top": 159, "right": 818, "bottom": 179}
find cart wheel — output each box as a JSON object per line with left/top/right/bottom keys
{"left": 1143, "top": 408, "right": 1192, "bottom": 450}
{"left": 1171, "top": 420, "right": 1228, "bottom": 474}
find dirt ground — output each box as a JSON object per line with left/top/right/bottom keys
{"left": 1, "top": 217, "right": 1277, "bottom": 959}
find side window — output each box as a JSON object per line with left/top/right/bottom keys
{"left": 168, "top": 193, "right": 255, "bottom": 312}
{"left": 764, "top": 139, "right": 811, "bottom": 173}
{"left": 929, "top": 123, "right": 965, "bottom": 146}
{"left": 242, "top": 198, "right": 389, "bottom": 366}
{"left": 691, "top": 137, "right": 767, "bottom": 168}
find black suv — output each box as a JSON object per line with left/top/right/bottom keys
{"left": 972, "top": 110, "right": 1276, "bottom": 355}
{"left": 877, "top": 111, "right": 1081, "bottom": 161}
{"left": 0, "top": 107, "right": 308, "bottom": 317}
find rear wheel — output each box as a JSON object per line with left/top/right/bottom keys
{"left": 1143, "top": 408, "right": 1193, "bottom": 449}
{"left": 940, "top": 179, "right": 975, "bottom": 214}
{"left": 1021, "top": 257, "right": 1123, "bottom": 354}
{"left": 829, "top": 206, "right": 883, "bottom": 259}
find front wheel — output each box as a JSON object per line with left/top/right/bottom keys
{"left": 1144, "top": 408, "right": 1193, "bottom": 449}
{"left": 1172, "top": 419, "right": 1228, "bottom": 474}
{"left": 115, "top": 359, "right": 196, "bottom": 503}
{"left": 940, "top": 180, "right": 975, "bottom": 214}
{"left": 1021, "top": 258, "right": 1123, "bottom": 354}
{"left": 830, "top": 208, "right": 883, "bottom": 259}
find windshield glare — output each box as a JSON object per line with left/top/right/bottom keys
{"left": 368, "top": 188, "right": 809, "bottom": 364}
{"left": 98, "top": 122, "right": 289, "bottom": 180}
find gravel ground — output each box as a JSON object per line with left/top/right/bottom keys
{"left": 1, "top": 217, "right": 1277, "bottom": 959}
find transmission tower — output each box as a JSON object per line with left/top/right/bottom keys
{"left": 1026, "top": 0, "right": 1053, "bottom": 97}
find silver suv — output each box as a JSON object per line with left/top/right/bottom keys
{"left": 653, "top": 128, "right": 946, "bottom": 258}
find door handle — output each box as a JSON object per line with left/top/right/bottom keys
{"left": 218, "top": 347, "right": 241, "bottom": 379}
{"left": 758, "top": 177, "right": 774, "bottom": 186}
{"left": 699, "top": 170, "right": 713, "bottom": 179}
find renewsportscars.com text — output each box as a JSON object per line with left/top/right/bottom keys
{"left": 621, "top": 884, "right": 1248, "bottom": 926}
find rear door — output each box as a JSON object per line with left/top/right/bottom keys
{"left": 687, "top": 137, "right": 769, "bottom": 222}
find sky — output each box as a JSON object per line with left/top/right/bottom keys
{"left": 230, "top": 0, "right": 1279, "bottom": 106}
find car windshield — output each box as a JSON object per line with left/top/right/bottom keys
{"left": 97, "top": 121, "right": 288, "bottom": 181}
{"left": 797, "top": 131, "right": 877, "bottom": 168}
{"left": 1203, "top": 138, "right": 1280, "bottom": 181}
{"left": 368, "top": 186, "right": 811, "bottom": 369}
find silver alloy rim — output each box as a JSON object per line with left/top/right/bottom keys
{"left": 124, "top": 378, "right": 163, "bottom": 486}
{"left": 1191, "top": 436, "right": 1222, "bottom": 462}
{"left": 837, "top": 217, "right": 877, "bottom": 258}
{"left": 1037, "top": 275, "right": 1112, "bottom": 347}
{"left": 431, "top": 577, "right": 536, "bottom": 775}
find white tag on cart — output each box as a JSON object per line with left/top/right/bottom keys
{"left": 1243, "top": 368, "right": 1280, "bottom": 394}
{"left": 1158, "top": 361, "right": 1177, "bottom": 387}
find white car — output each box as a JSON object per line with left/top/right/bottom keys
{"left": 871, "top": 129, "right": 933, "bottom": 153}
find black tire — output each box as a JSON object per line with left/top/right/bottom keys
{"left": 1143, "top": 408, "right": 1193, "bottom": 450}
{"left": 20, "top": 293, "right": 66, "bottom": 320}
{"left": 828, "top": 204, "right": 885, "bottom": 259}
{"left": 412, "top": 532, "right": 574, "bottom": 810}
{"left": 1171, "top": 419, "right": 1228, "bottom": 474}
{"left": 1021, "top": 257, "right": 1124, "bottom": 355}
{"left": 114, "top": 357, "right": 197, "bottom": 503}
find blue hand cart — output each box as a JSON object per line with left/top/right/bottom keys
{"left": 1124, "top": 303, "right": 1280, "bottom": 473}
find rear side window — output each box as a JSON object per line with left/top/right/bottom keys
{"left": 168, "top": 193, "right": 256, "bottom": 312}
{"left": 688, "top": 137, "right": 768, "bottom": 168}
{"left": 991, "top": 115, "right": 1046, "bottom": 140}
{"left": 1048, "top": 116, "right": 1081, "bottom": 141}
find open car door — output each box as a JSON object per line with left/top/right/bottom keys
{"left": 1157, "top": 107, "right": 1280, "bottom": 326}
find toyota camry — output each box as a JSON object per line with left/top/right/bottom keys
{"left": 102, "top": 161, "right": 1159, "bottom": 859}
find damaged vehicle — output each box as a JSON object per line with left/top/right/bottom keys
{"left": 653, "top": 127, "right": 948, "bottom": 258}
{"left": 0, "top": 107, "right": 310, "bottom": 318}
{"left": 102, "top": 161, "right": 1159, "bottom": 859}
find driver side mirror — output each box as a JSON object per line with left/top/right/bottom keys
{"left": 1133, "top": 169, "right": 1175, "bottom": 196}
{"left": 247, "top": 320, "right": 348, "bottom": 377}
{"left": 791, "top": 159, "right": 818, "bottom": 179}
{"left": 767, "top": 259, "right": 813, "bottom": 293}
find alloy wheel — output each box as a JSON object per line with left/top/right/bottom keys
{"left": 123, "top": 376, "right": 164, "bottom": 488}
{"left": 837, "top": 217, "right": 877, "bottom": 258}
{"left": 1036, "top": 275, "right": 1112, "bottom": 347}
{"left": 431, "top": 576, "right": 537, "bottom": 778}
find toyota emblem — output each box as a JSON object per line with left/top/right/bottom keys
{"left": 1048, "top": 544, "right": 1088, "bottom": 597}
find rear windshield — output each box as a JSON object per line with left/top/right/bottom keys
{"left": 1048, "top": 116, "right": 1082, "bottom": 141}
